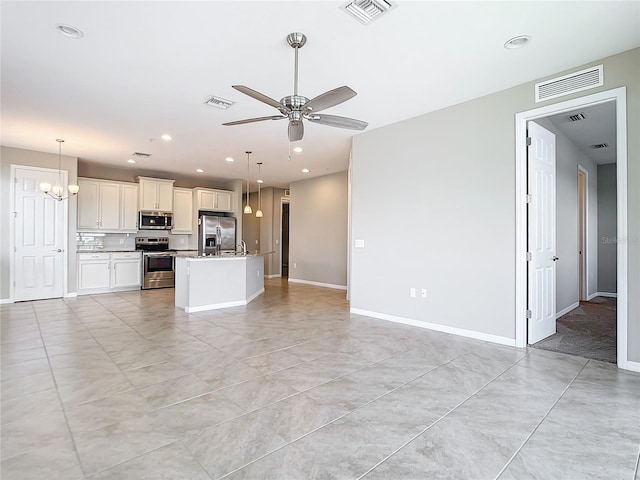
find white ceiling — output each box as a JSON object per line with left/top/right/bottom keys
{"left": 1, "top": 1, "right": 638, "bottom": 188}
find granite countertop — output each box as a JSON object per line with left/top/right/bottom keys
{"left": 177, "top": 250, "right": 274, "bottom": 260}
{"left": 77, "top": 249, "right": 139, "bottom": 253}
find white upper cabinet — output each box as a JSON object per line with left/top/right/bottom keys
{"left": 77, "top": 179, "right": 121, "bottom": 230}
{"left": 120, "top": 184, "right": 139, "bottom": 232}
{"left": 195, "top": 188, "right": 234, "bottom": 212}
{"left": 138, "top": 177, "right": 174, "bottom": 211}
{"left": 77, "top": 178, "right": 138, "bottom": 232}
{"left": 172, "top": 187, "right": 193, "bottom": 234}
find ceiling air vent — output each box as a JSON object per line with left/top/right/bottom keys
{"left": 535, "top": 65, "right": 603, "bottom": 103}
{"left": 205, "top": 96, "right": 234, "bottom": 110}
{"left": 568, "top": 113, "right": 586, "bottom": 122}
{"left": 591, "top": 143, "right": 609, "bottom": 149}
{"left": 132, "top": 152, "right": 151, "bottom": 158}
{"left": 342, "top": 0, "right": 395, "bottom": 25}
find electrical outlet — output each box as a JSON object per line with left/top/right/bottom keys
{"left": 180, "top": 238, "right": 185, "bottom": 244}
{"left": 421, "top": 288, "right": 427, "bottom": 298}
{"left": 410, "top": 288, "right": 416, "bottom": 298}
{"left": 257, "top": 270, "right": 260, "bottom": 277}
{"left": 119, "top": 239, "right": 124, "bottom": 245}
{"left": 276, "top": 239, "right": 279, "bottom": 245}
{"left": 255, "top": 240, "right": 259, "bottom": 245}
{"left": 293, "top": 263, "right": 297, "bottom": 268}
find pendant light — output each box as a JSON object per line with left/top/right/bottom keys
{"left": 255, "top": 162, "right": 263, "bottom": 218}
{"left": 243, "top": 151, "right": 252, "bottom": 214}
{"left": 39, "top": 139, "right": 80, "bottom": 201}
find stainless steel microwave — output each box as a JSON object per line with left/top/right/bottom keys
{"left": 139, "top": 211, "right": 173, "bottom": 230}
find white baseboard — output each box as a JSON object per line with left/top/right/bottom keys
{"left": 556, "top": 302, "right": 580, "bottom": 319}
{"left": 0, "top": 298, "right": 13, "bottom": 304}
{"left": 623, "top": 360, "right": 640, "bottom": 373}
{"left": 265, "top": 274, "right": 281, "bottom": 279}
{"left": 183, "top": 288, "right": 264, "bottom": 313}
{"left": 350, "top": 308, "right": 516, "bottom": 347}
{"left": 588, "top": 291, "right": 617, "bottom": 299}
{"left": 288, "top": 278, "right": 347, "bottom": 291}
{"left": 64, "top": 292, "right": 78, "bottom": 298}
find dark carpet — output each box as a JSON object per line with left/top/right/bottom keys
{"left": 532, "top": 297, "right": 617, "bottom": 363}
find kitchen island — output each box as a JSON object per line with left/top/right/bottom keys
{"left": 174, "top": 253, "right": 266, "bottom": 312}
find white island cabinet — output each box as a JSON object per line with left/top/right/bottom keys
{"left": 175, "top": 255, "right": 264, "bottom": 312}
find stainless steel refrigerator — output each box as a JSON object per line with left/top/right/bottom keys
{"left": 197, "top": 214, "right": 236, "bottom": 256}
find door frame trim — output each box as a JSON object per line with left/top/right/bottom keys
{"left": 10, "top": 164, "right": 70, "bottom": 302}
{"left": 514, "top": 87, "right": 629, "bottom": 369}
{"left": 278, "top": 196, "right": 290, "bottom": 278}
{"left": 577, "top": 165, "right": 589, "bottom": 301}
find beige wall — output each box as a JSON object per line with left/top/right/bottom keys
{"left": 1, "top": 146, "right": 79, "bottom": 298}
{"left": 598, "top": 164, "right": 617, "bottom": 293}
{"left": 351, "top": 48, "right": 639, "bottom": 362}
{"left": 241, "top": 187, "right": 288, "bottom": 277}
{"left": 289, "top": 171, "right": 348, "bottom": 287}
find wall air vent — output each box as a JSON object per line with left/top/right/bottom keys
{"left": 568, "top": 113, "right": 586, "bottom": 122}
{"left": 132, "top": 152, "right": 151, "bottom": 158}
{"left": 535, "top": 64, "right": 603, "bottom": 103}
{"left": 341, "top": 0, "right": 395, "bottom": 25}
{"left": 205, "top": 96, "right": 234, "bottom": 110}
{"left": 591, "top": 143, "right": 609, "bottom": 149}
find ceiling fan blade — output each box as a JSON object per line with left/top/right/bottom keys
{"left": 232, "top": 85, "right": 285, "bottom": 111}
{"left": 222, "top": 115, "right": 286, "bottom": 126}
{"left": 288, "top": 121, "right": 304, "bottom": 142}
{"left": 305, "top": 114, "right": 368, "bottom": 131}
{"left": 304, "top": 86, "right": 357, "bottom": 113}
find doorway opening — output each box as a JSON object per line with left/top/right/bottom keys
{"left": 281, "top": 199, "right": 290, "bottom": 277}
{"left": 578, "top": 167, "right": 587, "bottom": 301}
{"left": 515, "top": 87, "right": 629, "bottom": 370}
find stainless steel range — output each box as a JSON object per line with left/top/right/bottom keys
{"left": 136, "top": 237, "right": 176, "bottom": 289}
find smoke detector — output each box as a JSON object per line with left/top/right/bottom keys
{"left": 342, "top": 0, "right": 395, "bottom": 25}
{"left": 206, "top": 96, "right": 234, "bottom": 110}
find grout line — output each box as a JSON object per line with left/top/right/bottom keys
{"left": 491, "top": 359, "right": 590, "bottom": 480}
{"left": 356, "top": 359, "right": 517, "bottom": 479}
{"left": 32, "top": 301, "right": 89, "bottom": 480}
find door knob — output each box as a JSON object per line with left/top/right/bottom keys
{"left": 52, "top": 249, "right": 63, "bottom": 253}
{"left": 552, "top": 256, "right": 559, "bottom": 261}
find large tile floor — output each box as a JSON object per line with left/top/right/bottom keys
{"left": 1, "top": 279, "right": 639, "bottom": 479}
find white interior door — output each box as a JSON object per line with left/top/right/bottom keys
{"left": 527, "top": 121, "right": 557, "bottom": 344}
{"left": 13, "top": 166, "right": 66, "bottom": 301}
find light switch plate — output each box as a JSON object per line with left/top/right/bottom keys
{"left": 355, "top": 239, "right": 365, "bottom": 248}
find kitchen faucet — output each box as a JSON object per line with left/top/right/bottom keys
{"left": 237, "top": 240, "right": 248, "bottom": 255}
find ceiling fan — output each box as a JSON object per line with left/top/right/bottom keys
{"left": 222, "top": 32, "right": 368, "bottom": 142}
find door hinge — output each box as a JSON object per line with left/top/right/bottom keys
{"left": 525, "top": 194, "right": 532, "bottom": 204}
{"left": 526, "top": 137, "right": 532, "bottom": 146}
{"left": 526, "top": 252, "right": 532, "bottom": 261}
{"left": 526, "top": 309, "right": 532, "bottom": 319}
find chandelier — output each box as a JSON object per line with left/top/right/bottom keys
{"left": 39, "top": 139, "right": 80, "bottom": 201}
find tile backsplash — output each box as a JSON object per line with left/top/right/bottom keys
{"left": 76, "top": 233, "right": 136, "bottom": 251}
{"left": 76, "top": 233, "right": 193, "bottom": 250}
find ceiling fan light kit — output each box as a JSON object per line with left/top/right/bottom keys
{"left": 223, "top": 32, "right": 368, "bottom": 142}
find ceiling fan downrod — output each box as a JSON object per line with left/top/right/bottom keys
{"left": 287, "top": 33, "right": 306, "bottom": 97}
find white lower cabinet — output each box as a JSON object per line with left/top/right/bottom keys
{"left": 78, "top": 252, "right": 142, "bottom": 294}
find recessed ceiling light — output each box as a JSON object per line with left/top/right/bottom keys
{"left": 196, "top": 168, "right": 204, "bottom": 173}
{"left": 56, "top": 24, "right": 84, "bottom": 39}
{"left": 225, "top": 157, "right": 234, "bottom": 162}
{"left": 504, "top": 35, "right": 531, "bottom": 49}
{"left": 293, "top": 147, "right": 303, "bottom": 153}
{"left": 161, "top": 134, "right": 172, "bottom": 141}
{"left": 127, "top": 159, "right": 136, "bottom": 164}
{"left": 302, "top": 168, "right": 310, "bottom": 173}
